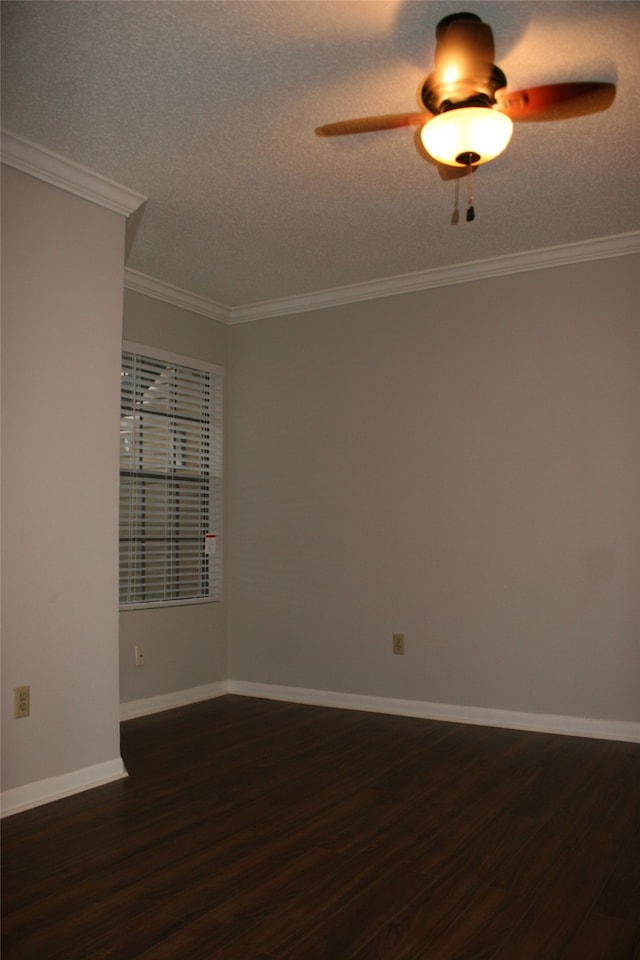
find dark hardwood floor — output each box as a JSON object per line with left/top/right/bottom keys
{"left": 2, "top": 695, "right": 640, "bottom": 959}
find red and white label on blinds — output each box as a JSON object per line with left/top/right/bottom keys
{"left": 205, "top": 533, "right": 217, "bottom": 555}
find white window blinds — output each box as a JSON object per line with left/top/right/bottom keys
{"left": 119, "top": 344, "right": 223, "bottom": 606}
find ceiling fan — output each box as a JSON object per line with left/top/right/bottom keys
{"left": 316, "top": 12, "right": 616, "bottom": 177}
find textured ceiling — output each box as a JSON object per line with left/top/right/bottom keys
{"left": 2, "top": 0, "right": 639, "bottom": 308}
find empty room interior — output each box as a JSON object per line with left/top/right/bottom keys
{"left": 1, "top": 1, "right": 639, "bottom": 958}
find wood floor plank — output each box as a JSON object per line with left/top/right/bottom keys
{"left": 592, "top": 823, "right": 640, "bottom": 921}
{"left": 347, "top": 866, "right": 506, "bottom": 960}
{"left": 490, "top": 832, "right": 625, "bottom": 960}
{"left": 275, "top": 862, "right": 434, "bottom": 960}
{"left": 560, "top": 913, "right": 640, "bottom": 960}
{"left": 415, "top": 884, "right": 530, "bottom": 960}
{"left": 179, "top": 831, "right": 428, "bottom": 957}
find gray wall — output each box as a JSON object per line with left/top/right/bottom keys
{"left": 1, "top": 166, "right": 125, "bottom": 792}
{"left": 119, "top": 289, "right": 228, "bottom": 703}
{"left": 227, "top": 255, "right": 640, "bottom": 722}
{"left": 2, "top": 158, "right": 636, "bottom": 814}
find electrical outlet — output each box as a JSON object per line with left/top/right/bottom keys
{"left": 393, "top": 633, "right": 405, "bottom": 655}
{"left": 135, "top": 645, "right": 144, "bottom": 667}
{"left": 14, "top": 685, "right": 30, "bottom": 718}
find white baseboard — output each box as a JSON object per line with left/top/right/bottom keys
{"left": 120, "top": 680, "right": 230, "bottom": 721}
{"left": 0, "top": 757, "right": 128, "bottom": 819}
{"left": 228, "top": 681, "right": 640, "bottom": 743}
{"left": 4, "top": 682, "right": 636, "bottom": 818}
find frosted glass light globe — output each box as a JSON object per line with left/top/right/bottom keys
{"left": 421, "top": 108, "right": 513, "bottom": 166}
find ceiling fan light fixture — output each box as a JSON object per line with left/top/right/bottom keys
{"left": 420, "top": 107, "right": 513, "bottom": 166}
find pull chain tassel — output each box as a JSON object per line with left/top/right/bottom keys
{"left": 466, "top": 163, "right": 475, "bottom": 222}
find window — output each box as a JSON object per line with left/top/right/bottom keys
{"left": 119, "top": 343, "right": 223, "bottom": 607}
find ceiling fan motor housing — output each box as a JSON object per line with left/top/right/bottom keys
{"left": 420, "top": 12, "right": 508, "bottom": 115}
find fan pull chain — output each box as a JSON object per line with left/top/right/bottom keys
{"left": 466, "top": 162, "right": 475, "bottom": 221}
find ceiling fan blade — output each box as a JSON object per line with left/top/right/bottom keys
{"left": 315, "top": 113, "right": 431, "bottom": 137}
{"left": 496, "top": 82, "right": 616, "bottom": 121}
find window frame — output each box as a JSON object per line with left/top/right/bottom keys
{"left": 119, "top": 341, "right": 224, "bottom": 610}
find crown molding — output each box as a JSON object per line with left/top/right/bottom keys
{"left": 229, "top": 231, "right": 640, "bottom": 323}
{"left": 124, "top": 269, "right": 232, "bottom": 323}
{"left": 1, "top": 129, "right": 146, "bottom": 217}
{"left": 3, "top": 129, "right": 636, "bottom": 320}
{"left": 124, "top": 232, "right": 638, "bottom": 325}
